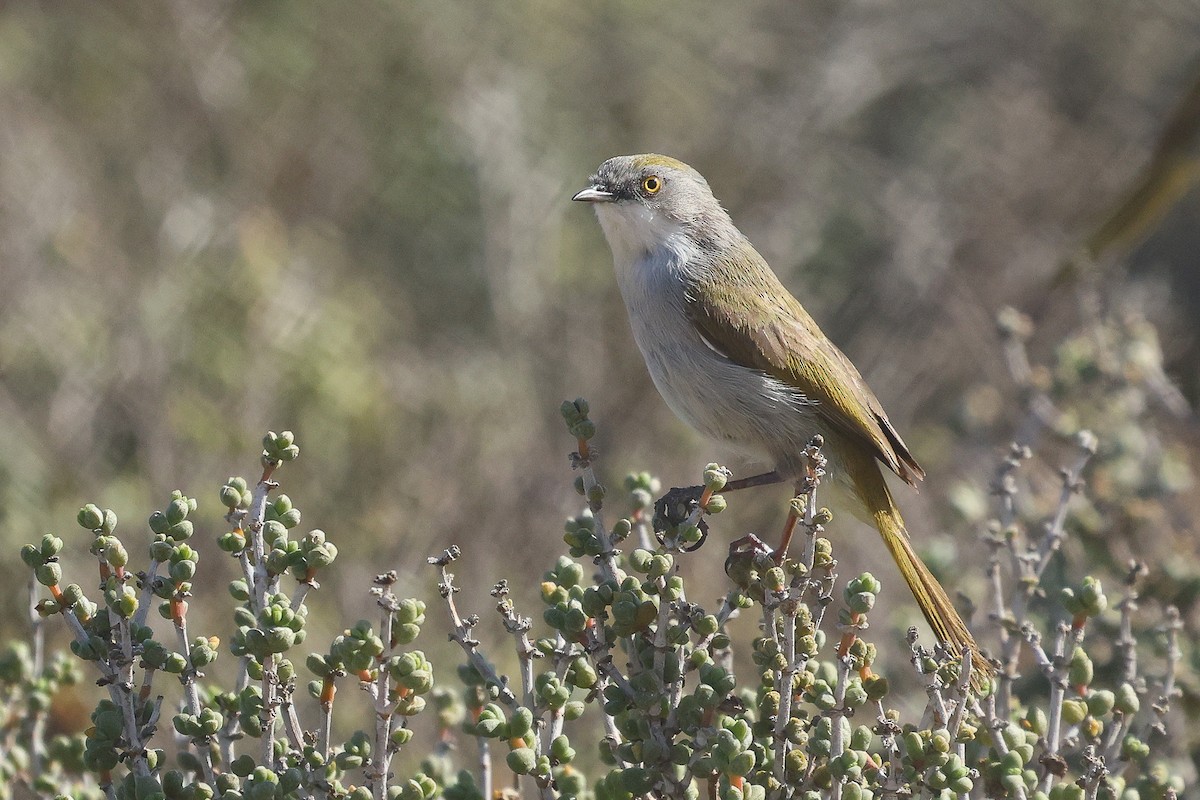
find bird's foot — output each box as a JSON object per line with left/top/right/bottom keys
{"left": 652, "top": 485, "right": 709, "bottom": 552}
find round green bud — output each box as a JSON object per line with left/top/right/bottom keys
{"left": 550, "top": 734, "right": 574, "bottom": 763}
{"left": 165, "top": 496, "right": 188, "bottom": 527}
{"left": 36, "top": 563, "right": 62, "bottom": 587}
{"left": 508, "top": 707, "right": 534, "bottom": 738}
{"left": 1068, "top": 647, "right": 1093, "bottom": 688}
{"left": 170, "top": 520, "right": 195, "bottom": 544}
{"left": 148, "top": 511, "right": 170, "bottom": 535}
{"left": 728, "top": 751, "right": 756, "bottom": 777}
{"left": 219, "top": 531, "right": 248, "bottom": 553}
{"left": 20, "top": 544, "right": 43, "bottom": 568}
{"left": 41, "top": 534, "right": 64, "bottom": 558}
{"left": 60, "top": 584, "right": 85, "bottom": 608}
{"left": 629, "top": 549, "right": 653, "bottom": 573}
{"left": 848, "top": 592, "right": 875, "bottom": 615}
{"left": 105, "top": 542, "right": 129, "bottom": 568}
{"left": 149, "top": 540, "right": 174, "bottom": 562}
{"left": 703, "top": 464, "right": 728, "bottom": 490}
{"left": 219, "top": 485, "right": 242, "bottom": 508}
{"left": 1114, "top": 683, "right": 1140, "bottom": 715}
{"left": 1120, "top": 735, "right": 1149, "bottom": 762}
{"left": 864, "top": 675, "right": 889, "bottom": 701}
{"left": 506, "top": 747, "right": 537, "bottom": 775}
{"left": 169, "top": 559, "right": 196, "bottom": 583}
{"left": 78, "top": 504, "right": 105, "bottom": 531}
{"left": 1087, "top": 690, "right": 1115, "bottom": 718}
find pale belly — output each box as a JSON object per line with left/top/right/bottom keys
{"left": 628, "top": 306, "right": 826, "bottom": 479}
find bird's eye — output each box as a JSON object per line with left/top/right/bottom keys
{"left": 642, "top": 175, "right": 661, "bottom": 195}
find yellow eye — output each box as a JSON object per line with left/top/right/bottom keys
{"left": 642, "top": 175, "right": 661, "bottom": 195}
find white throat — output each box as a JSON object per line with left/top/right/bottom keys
{"left": 592, "top": 202, "right": 690, "bottom": 275}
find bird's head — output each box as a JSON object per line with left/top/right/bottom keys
{"left": 573, "top": 154, "right": 734, "bottom": 265}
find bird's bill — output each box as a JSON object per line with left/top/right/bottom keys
{"left": 571, "top": 185, "right": 615, "bottom": 203}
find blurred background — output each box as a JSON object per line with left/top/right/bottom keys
{"left": 2, "top": 0, "right": 1200, "bottom": 770}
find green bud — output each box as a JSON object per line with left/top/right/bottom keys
{"left": 166, "top": 522, "right": 192, "bottom": 542}
{"left": 550, "top": 734, "right": 574, "bottom": 763}
{"left": 847, "top": 592, "right": 875, "bottom": 615}
{"left": 191, "top": 641, "right": 218, "bottom": 669}
{"left": 148, "top": 511, "right": 170, "bottom": 535}
{"left": 728, "top": 751, "right": 756, "bottom": 777}
{"left": 36, "top": 562, "right": 62, "bottom": 587}
{"left": 105, "top": 542, "right": 129, "bottom": 568}
{"left": 219, "top": 484, "right": 242, "bottom": 508}
{"left": 694, "top": 614, "right": 719, "bottom": 636}
{"left": 864, "top": 675, "right": 889, "bottom": 700}
{"left": 219, "top": 531, "right": 248, "bottom": 553}
{"left": 1023, "top": 705, "right": 1047, "bottom": 735}
{"left": 20, "top": 544, "right": 43, "bottom": 568}
{"left": 51, "top": 586, "right": 82, "bottom": 611}
{"left": 506, "top": 747, "right": 537, "bottom": 775}
{"left": 169, "top": 559, "right": 197, "bottom": 583}
{"left": 78, "top": 504, "right": 105, "bottom": 530}
{"left": 149, "top": 540, "right": 174, "bottom": 562}
{"left": 1114, "top": 683, "right": 1140, "bottom": 715}
{"left": 41, "top": 534, "right": 64, "bottom": 559}
{"left": 629, "top": 549, "right": 653, "bottom": 573}
{"left": 949, "top": 776, "right": 974, "bottom": 794}
{"left": 619, "top": 767, "right": 656, "bottom": 795}
{"left": 1087, "top": 690, "right": 1115, "bottom": 718}
{"left": 703, "top": 464, "right": 728, "bottom": 490}
{"left": 1068, "top": 647, "right": 1093, "bottom": 688}
{"left": 1061, "top": 698, "right": 1088, "bottom": 725}
{"left": 1121, "top": 735, "right": 1150, "bottom": 762}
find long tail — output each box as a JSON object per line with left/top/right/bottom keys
{"left": 845, "top": 446, "right": 993, "bottom": 692}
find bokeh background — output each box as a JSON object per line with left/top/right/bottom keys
{"left": 2, "top": 0, "right": 1200, "bottom": 773}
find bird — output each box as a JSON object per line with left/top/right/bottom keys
{"left": 573, "top": 153, "right": 989, "bottom": 688}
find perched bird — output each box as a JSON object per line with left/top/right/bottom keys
{"left": 573, "top": 154, "right": 989, "bottom": 686}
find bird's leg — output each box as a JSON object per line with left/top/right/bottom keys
{"left": 722, "top": 470, "right": 784, "bottom": 492}
{"left": 772, "top": 481, "right": 806, "bottom": 565}
{"left": 653, "top": 471, "right": 784, "bottom": 553}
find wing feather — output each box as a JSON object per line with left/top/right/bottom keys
{"left": 684, "top": 244, "right": 925, "bottom": 485}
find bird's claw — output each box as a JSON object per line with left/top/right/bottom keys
{"left": 652, "top": 485, "right": 709, "bottom": 552}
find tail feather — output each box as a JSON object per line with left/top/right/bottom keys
{"left": 846, "top": 447, "right": 993, "bottom": 692}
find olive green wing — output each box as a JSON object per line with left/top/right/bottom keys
{"left": 683, "top": 256, "right": 925, "bottom": 486}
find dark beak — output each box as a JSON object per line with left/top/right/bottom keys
{"left": 572, "top": 184, "right": 615, "bottom": 203}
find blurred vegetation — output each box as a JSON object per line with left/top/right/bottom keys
{"left": 2, "top": 0, "right": 1200, "bottom": 789}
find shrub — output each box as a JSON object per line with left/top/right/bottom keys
{"left": 1, "top": 393, "right": 1189, "bottom": 799}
